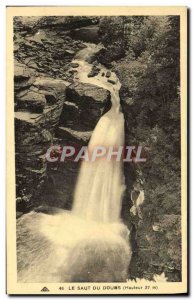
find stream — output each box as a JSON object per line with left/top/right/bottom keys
{"left": 72, "top": 43, "right": 126, "bottom": 222}
{"left": 17, "top": 43, "right": 132, "bottom": 283}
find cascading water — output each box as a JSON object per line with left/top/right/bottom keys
{"left": 72, "top": 44, "right": 126, "bottom": 223}
{"left": 17, "top": 43, "right": 132, "bottom": 283}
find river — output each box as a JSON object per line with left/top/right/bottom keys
{"left": 17, "top": 43, "right": 132, "bottom": 283}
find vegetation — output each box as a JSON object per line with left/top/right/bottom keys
{"left": 98, "top": 16, "right": 181, "bottom": 280}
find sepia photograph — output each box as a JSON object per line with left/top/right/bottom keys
{"left": 6, "top": 6, "right": 187, "bottom": 295}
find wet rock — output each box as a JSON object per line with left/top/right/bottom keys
{"left": 66, "top": 81, "right": 110, "bottom": 105}
{"left": 106, "top": 71, "right": 111, "bottom": 78}
{"left": 107, "top": 79, "right": 116, "bottom": 85}
{"left": 69, "top": 69, "right": 77, "bottom": 75}
{"left": 93, "top": 60, "right": 99, "bottom": 66}
{"left": 66, "top": 82, "right": 111, "bottom": 130}
{"left": 87, "top": 66, "right": 100, "bottom": 78}
{"left": 64, "top": 49, "right": 75, "bottom": 56}
{"left": 70, "top": 62, "right": 79, "bottom": 68}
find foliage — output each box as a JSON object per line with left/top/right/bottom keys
{"left": 104, "top": 16, "right": 181, "bottom": 279}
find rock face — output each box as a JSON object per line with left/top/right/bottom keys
{"left": 64, "top": 82, "right": 111, "bottom": 130}
{"left": 15, "top": 69, "right": 67, "bottom": 212}
{"left": 69, "top": 25, "right": 100, "bottom": 43}
{"left": 57, "top": 127, "right": 92, "bottom": 144}
{"left": 42, "top": 82, "right": 111, "bottom": 209}
{"left": 16, "top": 91, "right": 46, "bottom": 113}
{"left": 13, "top": 17, "right": 99, "bottom": 212}
{"left": 14, "top": 19, "right": 86, "bottom": 82}
{"left": 14, "top": 18, "right": 112, "bottom": 212}
{"left": 66, "top": 82, "right": 110, "bottom": 105}
{"left": 14, "top": 61, "right": 36, "bottom": 92}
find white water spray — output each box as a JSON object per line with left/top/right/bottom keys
{"left": 72, "top": 44, "right": 126, "bottom": 222}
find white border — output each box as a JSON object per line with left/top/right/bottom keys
{"left": 1, "top": 0, "right": 191, "bottom": 299}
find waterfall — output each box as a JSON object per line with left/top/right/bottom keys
{"left": 72, "top": 43, "right": 126, "bottom": 223}
{"left": 17, "top": 43, "right": 132, "bottom": 283}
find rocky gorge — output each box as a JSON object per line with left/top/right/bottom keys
{"left": 14, "top": 17, "right": 111, "bottom": 213}
{"left": 14, "top": 16, "right": 181, "bottom": 282}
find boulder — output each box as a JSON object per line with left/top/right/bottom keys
{"left": 66, "top": 82, "right": 111, "bottom": 130}
{"left": 16, "top": 91, "right": 46, "bottom": 113}
{"left": 69, "top": 69, "right": 77, "bottom": 75}
{"left": 33, "top": 77, "right": 67, "bottom": 90}
{"left": 59, "top": 101, "right": 79, "bottom": 127}
{"left": 66, "top": 82, "right": 111, "bottom": 131}
{"left": 106, "top": 71, "right": 111, "bottom": 78}
{"left": 87, "top": 66, "right": 100, "bottom": 78}
{"left": 66, "top": 82, "right": 110, "bottom": 106}
{"left": 14, "top": 61, "right": 35, "bottom": 91}
{"left": 57, "top": 126, "right": 92, "bottom": 145}
{"left": 64, "top": 49, "right": 75, "bottom": 56}
{"left": 33, "top": 77, "right": 67, "bottom": 104}
{"left": 70, "top": 62, "right": 79, "bottom": 68}
{"left": 107, "top": 79, "right": 116, "bottom": 85}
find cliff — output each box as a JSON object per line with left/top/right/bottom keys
{"left": 14, "top": 18, "right": 110, "bottom": 213}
